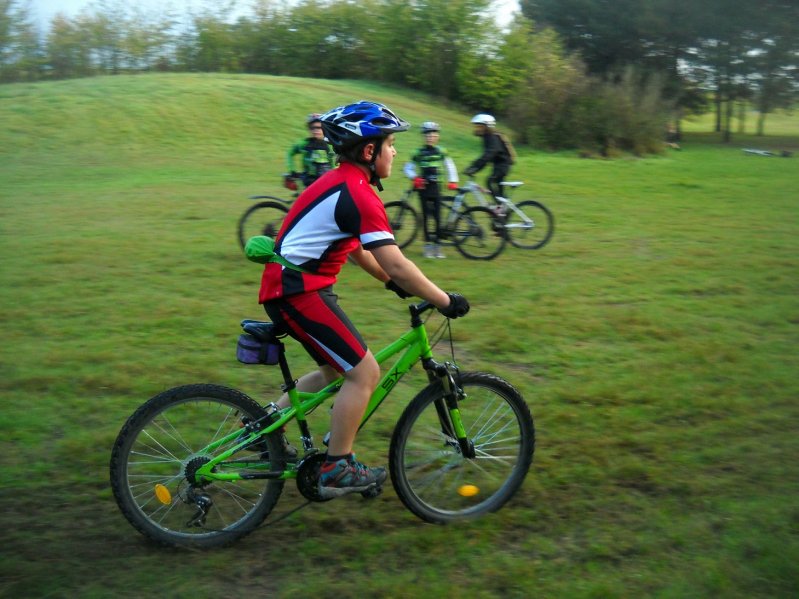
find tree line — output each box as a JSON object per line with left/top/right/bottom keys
{"left": 2, "top": 0, "right": 797, "bottom": 152}
{"left": 521, "top": 0, "right": 799, "bottom": 140}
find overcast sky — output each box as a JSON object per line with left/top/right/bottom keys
{"left": 29, "top": 0, "right": 521, "bottom": 29}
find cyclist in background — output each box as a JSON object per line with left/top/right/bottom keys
{"left": 463, "top": 113, "right": 514, "bottom": 199}
{"left": 403, "top": 121, "right": 458, "bottom": 259}
{"left": 260, "top": 101, "right": 470, "bottom": 499}
{"left": 285, "top": 113, "right": 336, "bottom": 190}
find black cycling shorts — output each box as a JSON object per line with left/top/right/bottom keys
{"left": 263, "top": 287, "right": 367, "bottom": 373}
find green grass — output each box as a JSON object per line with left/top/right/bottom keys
{"left": 1, "top": 73, "right": 798, "bottom": 597}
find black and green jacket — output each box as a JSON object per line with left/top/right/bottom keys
{"left": 286, "top": 137, "right": 335, "bottom": 178}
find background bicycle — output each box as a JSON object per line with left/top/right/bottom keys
{"left": 384, "top": 177, "right": 555, "bottom": 260}
{"left": 236, "top": 174, "right": 300, "bottom": 250}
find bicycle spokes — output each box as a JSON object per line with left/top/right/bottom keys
{"left": 389, "top": 372, "right": 534, "bottom": 523}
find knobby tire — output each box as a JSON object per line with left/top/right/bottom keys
{"left": 389, "top": 372, "right": 534, "bottom": 523}
{"left": 110, "top": 384, "right": 285, "bottom": 550}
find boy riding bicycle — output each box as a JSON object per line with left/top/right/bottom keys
{"left": 463, "top": 113, "right": 515, "bottom": 199}
{"left": 259, "top": 101, "right": 470, "bottom": 499}
{"left": 403, "top": 121, "right": 458, "bottom": 259}
{"left": 285, "top": 113, "right": 336, "bottom": 190}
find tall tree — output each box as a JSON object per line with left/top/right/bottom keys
{"left": 520, "top": 0, "right": 648, "bottom": 73}
{"left": 46, "top": 14, "right": 93, "bottom": 78}
{"left": 747, "top": 0, "right": 799, "bottom": 135}
{"left": 0, "top": 0, "right": 40, "bottom": 82}
{"left": 522, "top": 0, "right": 797, "bottom": 139}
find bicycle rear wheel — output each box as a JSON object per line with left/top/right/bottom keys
{"left": 238, "top": 198, "right": 289, "bottom": 250}
{"left": 384, "top": 200, "right": 418, "bottom": 249}
{"left": 452, "top": 206, "right": 506, "bottom": 260}
{"left": 504, "top": 200, "right": 554, "bottom": 250}
{"left": 110, "top": 384, "right": 285, "bottom": 549}
{"left": 389, "top": 372, "right": 534, "bottom": 523}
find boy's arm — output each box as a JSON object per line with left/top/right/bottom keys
{"left": 350, "top": 244, "right": 389, "bottom": 282}
{"left": 444, "top": 155, "right": 458, "bottom": 184}
{"left": 369, "top": 244, "right": 450, "bottom": 308}
{"left": 286, "top": 142, "right": 300, "bottom": 173}
{"left": 467, "top": 136, "right": 498, "bottom": 173}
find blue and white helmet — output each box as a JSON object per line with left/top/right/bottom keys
{"left": 321, "top": 101, "right": 410, "bottom": 151}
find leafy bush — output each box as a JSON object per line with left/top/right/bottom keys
{"left": 586, "top": 68, "right": 673, "bottom": 155}
{"left": 499, "top": 24, "right": 671, "bottom": 155}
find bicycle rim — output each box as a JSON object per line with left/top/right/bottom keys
{"left": 384, "top": 200, "right": 418, "bottom": 249}
{"left": 237, "top": 199, "right": 289, "bottom": 249}
{"left": 110, "top": 384, "right": 285, "bottom": 549}
{"left": 504, "top": 200, "right": 554, "bottom": 250}
{"left": 390, "top": 372, "right": 534, "bottom": 523}
{"left": 453, "top": 207, "right": 506, "bottom": 260}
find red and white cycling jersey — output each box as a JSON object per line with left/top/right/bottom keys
{"left": 259, "top": 162, "right": 396, "bottom": 303}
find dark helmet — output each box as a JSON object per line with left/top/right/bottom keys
{"left": 306, "top": 113, "right": 323, "bottom": 126}
{"left": 320, "top": 101, "right": 410, "bottom": 152}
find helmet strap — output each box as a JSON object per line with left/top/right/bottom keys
{"left": 367, "top": 138, "right": 385, "bottom": 192}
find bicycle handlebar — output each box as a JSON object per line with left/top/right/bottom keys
{"left": 410, "top": 300, "right": 435, "bottom": 316}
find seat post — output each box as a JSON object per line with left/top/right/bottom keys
{"left": 275, "top": 343, "right": 295, "bottom": 391}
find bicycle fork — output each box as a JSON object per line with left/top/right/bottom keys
{"left": 424, "top": 359, "right": 475, "bottom": 459}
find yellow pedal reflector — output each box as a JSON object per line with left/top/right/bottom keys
{"left": 457, "top": 484, "right": 480, "bottom": 497}
{"left": 154, "top": 484, "right": 172, "bottom": 505}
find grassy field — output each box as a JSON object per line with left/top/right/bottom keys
{"left": 1, "top": 73, "right": 797, "bottom": 598}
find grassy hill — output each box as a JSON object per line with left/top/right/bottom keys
{"left": 1, "top": 73, "right": 797, "bottom": 597}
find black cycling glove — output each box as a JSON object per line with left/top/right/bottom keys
{"left": 385, "top": 280, "right": 414, "bottom": 299}
{"left": 438, "top": 293, "right": 470, "bottom": 318}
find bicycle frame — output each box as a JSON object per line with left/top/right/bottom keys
{"left": 195, "top": 302, "right": 467, "bottom": 483}
{"left": 398, "top": 185, "right": 470, "bottom": 232}
{"left": 459, "top": 180, "right": 536, "bottom": 227}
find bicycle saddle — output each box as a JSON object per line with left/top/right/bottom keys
{"left": 240, "top": 319, "right": 284, "bottom": 341}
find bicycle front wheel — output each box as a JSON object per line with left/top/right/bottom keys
{"left": 452, "top": 206, "right": 506, "bottom": 260}
{"left": 504, "top": 200, "right": 554, "bottom": 250}
{"left": 389, "top": 372, "right": 535, "bottom": 523}
{"left": 110, "top": 384, "right": 285, "bottom": 549}
{"left": 237, "top": 199, "right": 289, "bottom": 250}
{"left": 384, "top": 200, "right": 418, "bottom": 249}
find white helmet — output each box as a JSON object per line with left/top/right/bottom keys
{"left": 471, "top": 113, "right": 496, "bottom": 127}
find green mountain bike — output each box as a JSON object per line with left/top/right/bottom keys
{"left": 110, "top": 301, "right": 535, "bottom": 549}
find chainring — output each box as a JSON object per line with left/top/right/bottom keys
{"left": 295, "top": 453, "right": 333, "bottom": 502}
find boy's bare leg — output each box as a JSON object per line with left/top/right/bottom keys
{"left": 326, "top": 351, "right": 380, "bottom": 457}
{"left": 275, "top": 365, "right": 338, "bottom": 409}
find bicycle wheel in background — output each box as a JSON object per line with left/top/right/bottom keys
{"left": 436, "top": 196, "right": 460, "bottom": 247}
{"left": 384, "top": 200, "right": 418, "bottom": 249}
{"left": 110, "top": 384, "right": 285, "bottom": 549}
{"left": 389, "top": 372, "right": 534, "bottom": 523}
{"left": 237, "top": 198, "right": 289, "bottom": 250}
{"left": 504, "top": 200, "right": 554, "bottom": 250}
{"left": 452, "top": 206, "right": 506, "bottom": 260}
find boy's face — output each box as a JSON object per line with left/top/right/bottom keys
{"left": 424, "top": 131, "right": 439, "bottom": 145}
{"left": 309, "top": 122, "right": 324, "bottom": 139}
{"left": 374, "top": 134, "right": 397, "bottom": 178}
{"left": 473, "top": 124, "right": 488, "bottom": 136}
